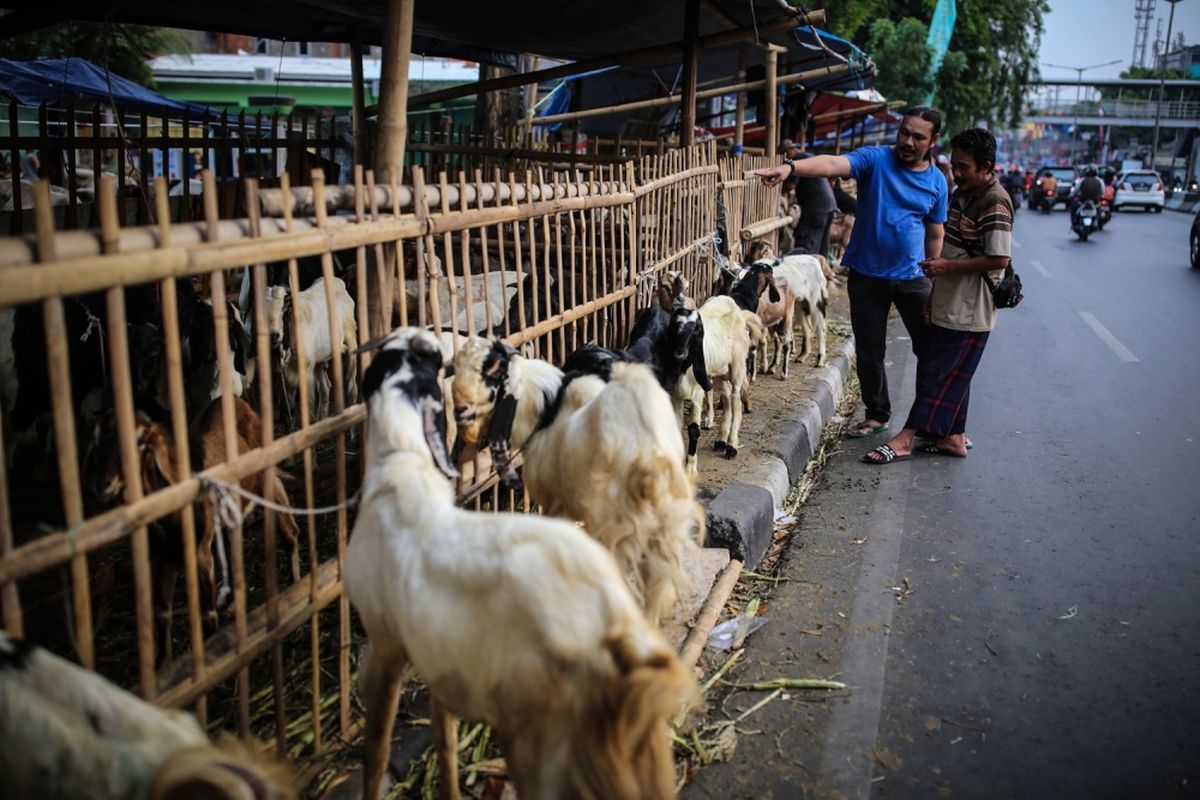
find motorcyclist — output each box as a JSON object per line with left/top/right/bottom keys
{"left": 1069, "top": 167, "right": 1104, "bottom": 229}
{"left": 1035, "top": 169, "right": 1058, "bottom": 211}
{"left": 1000, "top": 166, "right": 1024, "bottom": 208}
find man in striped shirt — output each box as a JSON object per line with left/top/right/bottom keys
{"left": 862, "top": 128, "right": 1013, "bottom": 464}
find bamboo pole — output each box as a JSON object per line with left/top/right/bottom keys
{"left": 311, "top": 173, "right": 353, "bottom": 739}
{"left": 245, "top": 179, "right": 289, "bottom": 757}
{"left": 350, "top": 35, "right": 367, "bottom": 167}
{"left": 201, "top": 170, "right": 253, "bottom": 738}
{"left": 764, "top": 45, "right": 782, "bottom": 159}
{"left": 98, "top": 174, "right": 158, "bottom": 699}
{"left": 734, "top": 48, "right": 747, "bottom": 150}
{"left": 374, "top": 0, "right": 414, "bottom": 183}
{"left": 154, "top": 180, "right": 208, "bottom": 725}
{"left": 533, "top": 63, "right": 850, "bottom": 127}
{"left": 678, "top": 1, "right": 700, "bottom": 147}
{"left": 34, "top": 180, "right": 95, "bottom": 669}
{"left": 740, "top": 214, "right": 797, "bottom": 240}
{"left": 392, "top": 13, "right": 816, "bottom": 112}
{"left": 677, "top": 559, "right": 744, "bottom": 669}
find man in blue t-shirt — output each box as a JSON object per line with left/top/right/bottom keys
{"left": 755, "top": 107, "right": 949, "bottom": 437}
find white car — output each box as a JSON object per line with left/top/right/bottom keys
{"left": 1113, "top": 170, "right": 1165, "bottom": 212}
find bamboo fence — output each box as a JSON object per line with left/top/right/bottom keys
{"left": 0, "top": 140, "right": 785, "bottom": 774}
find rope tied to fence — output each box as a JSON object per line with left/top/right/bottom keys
{"left": 200, "top": 476, "right": 360, "bottom": 532}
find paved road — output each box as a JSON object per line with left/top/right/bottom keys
{"left": 685, "top": 207, "right": 1200, "bottom": 799}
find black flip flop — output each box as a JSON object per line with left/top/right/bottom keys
{"left": 861, "top": 444, "right": 910, "bottom": 465}
{"left": 917, "top": 442, "right": 968, "bottom": 458}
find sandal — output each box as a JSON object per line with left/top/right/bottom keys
{"left": 861, "top": 444, "right": 911, "bottom": 465}
{"left": 847, "top": 421, "right": 889, "bottom": 438}
{"left": 917, "top": 442, "right": 967, "bottom": 458}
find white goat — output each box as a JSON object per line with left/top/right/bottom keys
{"left": 681, "top": 295, "right": 750, "bottom": 475}
{"left": 451, "top": 337, "right": 704, "bottom": 625}
{"left": 0, "top": 632, "right": 295, "bottom": 800}
{"left": 265, "top": 277, "right": 358, "bottom": 420}
{"left": 753, "top": 255, "right": 829, "bottom": 375}
{"left": 346, "top": 329, "right": 695, "bottom": 800}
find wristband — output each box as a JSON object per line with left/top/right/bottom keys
{"left": 783, "top": 157, "right": 796, "bottom": 176}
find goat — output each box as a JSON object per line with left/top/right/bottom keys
{"left": 654, "top": 270, "right": 696, "bottom": 311}
{"left": 93, "top": 397, "right": 301, "bottom": 664}
{"left": 452, "top": 336, "right": 704, "bottom": 624}
{"left": 678, "top": 296, "right": 750, "bottom": 473}
{"left": 753, "top": 255, "right": 829, "bottom": 372}
{"left": 347, "top": 329, "right": 696, "bottom": 800}
{"left": 0, "top": 631, "right": 296, "bottom": 799}
{"left": 829, "top": 211, "right": 855, "bottom": 263}
{"left": 265, "top": 277, "right": 358, "bottom": 421}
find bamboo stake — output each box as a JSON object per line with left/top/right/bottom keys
{"left": 98, "top": 175, "right": 157, "bottom": 698}
{"left": 201, "top": 169, "right": 252, "bottom": 738}
{"left": 678, "top": 559, "right": 744, "bottom": 669}
{"left": 154, "top": 180, "right": 208, "bottom": 724}
{"left": 312, "top": 173, "right": 353, "bottom": 738}
{"left": 475, "top": 168, "right": 494, "bottom": 335}
{"left": 438, "top": 170, "right": 461, "bottom": 352}
{"left": 34, "top": 180, "right": 95, "bottom": 669}
{"left": 458, "top": 171, "right": 475, "bottom": 341}
{"left": 279, "top": 171, "right": 323, "bottom": 754}
{"left": 245, "top": 179, "right": 289, "bottom": 756}
{"left": 366, "top": 170, "right": 393, "bottom": 336}
{"left": 0, "top": 402, "right": 19, "bottom": 637}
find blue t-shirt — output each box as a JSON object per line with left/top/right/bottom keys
{"left": 841, "top": 146, "right": 948, "bottom": 280}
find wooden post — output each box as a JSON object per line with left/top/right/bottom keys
{"left": 681, "top": 0, "right": 700, "bottom": 147}
{"left": 734, "top": 48, "right": 747, "bottom": 151}
{"left": 764, "top": 45, "right": 783, "bottom": 159}
{"left": 351, "top": 35, "right": 367, "bottom": 167}
{"left": 375, "top": 0, "right": 415, "bottom": 184}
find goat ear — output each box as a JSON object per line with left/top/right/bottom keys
{"left": 422, "top": 398, "right": 459, "bottom": 479}
{"left": 768, "top": 282, "right": 782, "bottom": 303}
{"left": 688, "top": 323, "right": 713, "bottom": 392}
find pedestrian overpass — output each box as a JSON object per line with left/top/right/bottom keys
{"left": 1024, "top": 78, "right": 1200, "bottom": 129}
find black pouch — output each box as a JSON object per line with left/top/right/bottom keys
{"left": 983, "top": 262, "right": 1023, "bottom": 309}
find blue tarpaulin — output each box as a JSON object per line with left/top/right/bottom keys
{"left": 0, "top": 58, "right": 211, "bottom": 116}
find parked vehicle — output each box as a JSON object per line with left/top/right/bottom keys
{"left": 1112, "top": 170, "right": 1165, "bottom": 212}
{"left": 1190, "top": 208, "right": 1200, "bottom": 268}
{"left": 1072, "top": 200, "right": 1098, "bottom": 241}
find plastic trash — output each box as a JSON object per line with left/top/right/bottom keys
{"left": 706, "top": 614, "right": 768, "bottom": 651}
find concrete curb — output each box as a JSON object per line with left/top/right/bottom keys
{"left": 704, "top": 335, "right": 856, "bottom": 566}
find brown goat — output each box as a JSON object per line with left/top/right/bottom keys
{"left": 96, "top": 398, "right": 301, "bottom": 663}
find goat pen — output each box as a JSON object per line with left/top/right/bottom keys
{"left": 0, "top": 139, "right": 785, "bottom": 786}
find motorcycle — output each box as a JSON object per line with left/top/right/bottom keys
{"left": 1072, "top": 200, "right": 1098, "bottom": 241}
{"left": 1096, "top": 196, "right": 1112, "bottom": 230}
{"left": 1032, "top": 186, "right": 1055, "bottom": 214}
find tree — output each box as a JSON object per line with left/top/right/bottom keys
{"left": 820, "top": 0, "right": 1049, "bottom": 133}
{"left": 864, "top": 18, "right": 933, "bottom": 109}
{"left": 0, "top": 22, "right": 188, "bottom": 87}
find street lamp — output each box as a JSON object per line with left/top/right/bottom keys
{"left": 1150, "top": 0, "right": 1184, "bottom": 175}
{"left": 1042, "top": 59, "right": 1122, "bottom": 163}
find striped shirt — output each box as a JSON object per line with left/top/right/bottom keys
{"left": 930, "top": 177, "right": 1013, "bottom": 332}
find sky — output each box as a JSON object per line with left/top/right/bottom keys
{"left": 1038, "top": 0, "right": 1200, "bottom": 80}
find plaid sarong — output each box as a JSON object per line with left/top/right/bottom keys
{"left": 904, "top": 325, "right": 989, "bottom": 437}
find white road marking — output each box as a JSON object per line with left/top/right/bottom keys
{"left": 1078, "top": 311, "right": 1139, "bottom": 362}
{"left": 1030, "top": 259, "right": 1050, "bottom": 277}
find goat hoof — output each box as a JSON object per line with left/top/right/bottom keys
{"left": 713, "top": 440, "right": 726, "bottom": 453}
{"left": 724, "top": 446, "right": 738, "bottom": 459}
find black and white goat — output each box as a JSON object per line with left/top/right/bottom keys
{"left": 0, "top": 631, "right": 296, "bottom": 799}
{"left": 347, "top": 329, "right": 695, "bottom": 800}
{"left": 452, "top": 336, "right": 704, "bottom": 625}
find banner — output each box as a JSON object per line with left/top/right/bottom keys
{"left": 925, "top": 0, "right": 957, "bottom": 104}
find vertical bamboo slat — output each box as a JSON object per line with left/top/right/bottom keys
{"left": 97, "top": 175, "right": 157, "bottom": 698}
{"left": 34, "top": 181, "right": 94, "bottom": 668}
{"left": 312, "top": 172, "right": 352, "bottom": 737}
{"left": 154, "top": 180, "right": 208, "bottom": 725}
